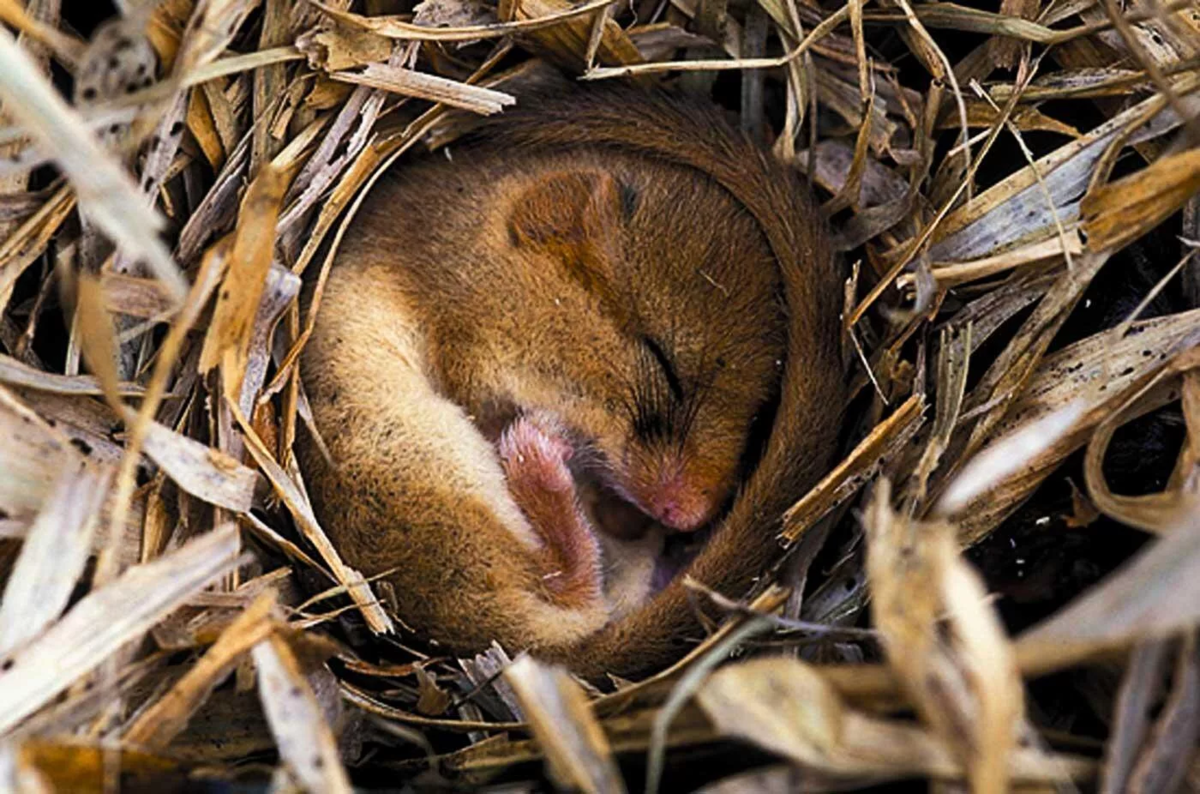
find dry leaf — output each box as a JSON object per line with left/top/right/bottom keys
{"left": 0, "top": 462, "right": 112, "bottom": 654}
{"left": 1083, "top": 147, "right": 1200, "bottom": 253}
{"left": 866, "top": 480, "right": 1022, "bottom": 794}
{"left": 0, "top": 28, "right": 185, "bottom": 300}
{"left": 0, "top": 525, "right": 241, "bottom": 735}
{"left": 199, "top": 162, "right": 290, "bottom": 403}
{"left": 698, "top": 656, "right": 1080, "bottom": 784}
{"left": 125, "top": 590, "right": 279, "bottom": 749}
{"left": 253, "top": 633, "right": 353, "bottom": 794}
{"left": 331, "top": 63, "right": 516, "bottom": 114}
{"left": 505, "top": 656, "right": 624, "bottom": 794}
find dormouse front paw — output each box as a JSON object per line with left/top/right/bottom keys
{"left": 498, "top": 415, "right": 602, "bottom": 608}
{"left": 497, "top": 414, "right": 575, "bottom": 495}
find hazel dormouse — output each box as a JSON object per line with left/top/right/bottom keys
{"left": 297, "top": 88, "right": 845, "bottom": 679}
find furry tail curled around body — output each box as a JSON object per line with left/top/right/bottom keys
{"left": 497, "top": 89, "right": 846, "bottom": 680}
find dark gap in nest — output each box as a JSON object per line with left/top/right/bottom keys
{"left": 10, "top": 253, "right": 67, "bottom": 372}
{"left": 758, "top": 79, "right": 792, "bottom": 142}
{"left": 1101, "top": 405, "right": 1185, "bottom": 495}
{"left": 420, "top": 739, "right": 788, "bottom": 794}
{"left": 710, "top": 68, "right": 746, "bottom": 116}
{"left": 974, "top": 495, "right": 1151, "bottom": 746}
{"left": 61, "top": 2, "right": 119, "bottom": 39}
{"left": 1054, "top": 212, "right": 1186, "bottom": 350}
{"left": 1026, "top": 666, "right": 1122, "bottom": 743}
{"left": 970, "top": 466, "right": 1152, "bottom": 632}
{"left": 1040, "top": 96, "right": 1113, "bottom": 136}
{"left": 969, "top": 217, "right": 1187, "bottom": 627}
{"left": 962, "top": 300, "right": 1038, "bottom": 392}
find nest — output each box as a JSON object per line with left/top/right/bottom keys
{"left": 0, "top": 0, "right": 1198, "bottom": 790}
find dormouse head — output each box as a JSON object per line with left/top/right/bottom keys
{"left": 502, "top": 159, "right": 788, "bottom": 532}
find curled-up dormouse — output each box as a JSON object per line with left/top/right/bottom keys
{"left": 298, "top": 87, "right": 845, "bottom": 679}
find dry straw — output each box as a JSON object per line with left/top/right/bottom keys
{"left": 0, "top": 0, "right": 1197, "bottom": 790}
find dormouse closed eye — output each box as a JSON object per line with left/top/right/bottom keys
{"left": 618, "top": 181, "right": 639, "bottom": 221}
{"left": 640, "top": 334, "right": 683, "bottom": 402}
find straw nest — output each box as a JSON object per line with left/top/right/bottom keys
{"left": 0, "top": 0, "right": 1198, "bottom": 790}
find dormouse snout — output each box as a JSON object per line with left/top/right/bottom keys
{"left": 627, "top": 455, "right": 726, "bottom": 532}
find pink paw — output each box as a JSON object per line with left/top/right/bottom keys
{"left": 498, "top": 415, "right": 601, "bottom": 608}
{"left": 498, "top": 416, "right": 575, "bottom": 494}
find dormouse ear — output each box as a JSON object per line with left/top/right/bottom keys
{"left": 507, "top": 170, "right": 623, "bottom": 249}
{"left": 506, "top": 171, "right": 627, "bottom": 306}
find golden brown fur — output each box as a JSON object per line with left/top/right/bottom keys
{"left": 298, "top": 88, "right": 844, "bottom": 677}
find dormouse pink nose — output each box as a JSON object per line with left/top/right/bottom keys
{"left": 646, "top": 476, "right": 712, "bottom": 532}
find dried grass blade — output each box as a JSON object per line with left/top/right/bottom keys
{"left": 137, "top": 418, "right": 259, "bottom": 513}
{"left": 314, "top": 0, "right": 617, "bottom": 40}
{"left": 942, "top": 251, "right": 1110, "bottom": 513}
{"left": 0, "top": 0, "right": 83, "bottom": 66}
{"left": 866, "top": 480, "right": 1022, "bottom": 792}
{"left": 1126, "top": 635, "right": 1200, "bottom": 794}
{"left": 101, "top": 273, "right": 176, "bottom": 320}
{"left": 173, "top": 0, "right": 261, "bottom": 76}
{"left": 199, "top": 162, "right": 289, "bottom": 403}
{"left": 253, "top": 633, "right": 353, "bottom": 793}
{"left": 238, "top": 262, "right": 300, "bottom": 414}
{"left": 929, "top": 79, "right": 1200, "bottom": 261}
{"left": 73, "top": 274, "right": 123, "bottom": 411}
{"left": 133, "top": 0, "right": 260, "bottom": 215}
{"left": 124, "top": 590, "right": 278, "bottom": 749}
{"left": 0, "top": 463, "right": 112, "bottom": 654}
{"left": 0, "top": 29, "right": 185, "bottom": 301}
{"left": 698, "top": 656, "right": 1082, "bottom": 783}
{"left": 936, "top": 398, "right": 1087, "bottom": 517}
{"left": 0, "top": 353, "right": 144, "bottom": 397}
{"left": 229, "top": 401, "right": 394, "bottom": 634}
{"left": 101, "top": 239, "right": 219, "bottom": 586}
{"left": 591, "top": 587, "right": 790, "bottom": 719}
{"left": 0, "top": 524, "right": 241, "bottom": 736}
{"left": 505, "top": 656, "right": 624, "bottom": 794}
{"left": 1084, "top": 357, "right": 1200, "bottom": 534}
{"left": 863, "top": 3, "right": 1057, "bottom": 42}
{"left": 1082, "top": 147, "right": 1200, "bottom": 254}
{"left": 462, "top": 643, "right": 523, "bottom": 720}
{"left": 936, "top": 531, "right": 1022, "bottom": 794}
{"left": 644, "top": 617, "right": 773, "bottom": 794}
{"left": 908, "top": 325, "right": 970, "bottom": 505}
{"left": 331, "top": 64, "right": 516, "bottom": 114}
{"left": 0, "top": 184, "right": 75, "bottom": 314}
{"left": 988, "top": 0, "right": 1037, "bottom": 67}
{"left": 342, "top": 681, "right": 523, "bottom": 732}
{"left": 0, "top": 385, "right": 82, "bottom": 520}
{"left": 779, "top": 394, "right": 924, "bottom": 544}
{"left": 928, "top": 230, "right": 1082, "bottom": 288}
{"left": 865, "top": 483, "right": 955, "bottom": 732}
{"left": 582, "top": 6, "right": 848, "bottom": 79}
{"left": 1101, "top": 639, "right": 1172, "bottom": 793}
{"left": 696, "top": 657, "right": 854, "bottom": 774}
{"left": 184, "top": 46, "right": 304, "bottom": 87}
